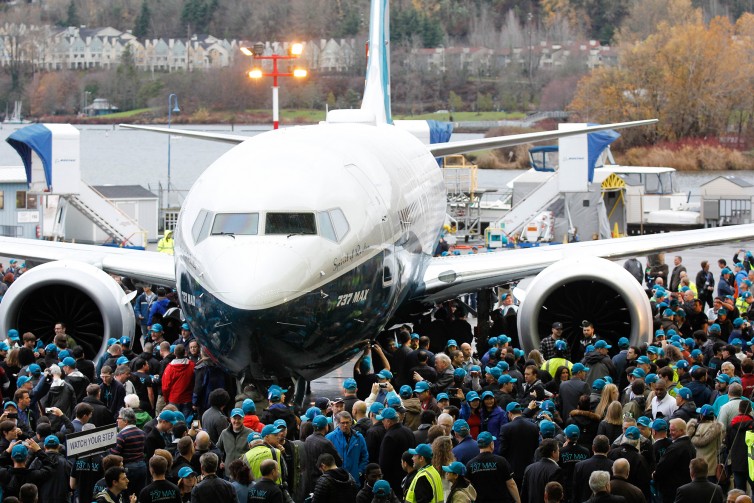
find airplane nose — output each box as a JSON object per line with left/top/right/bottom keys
{"left": 209, "top": 243, "right": 311, "bottom": 309}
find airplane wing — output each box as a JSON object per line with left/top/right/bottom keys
{"left": 427, "top": 119, "right": 658, "bottom": 157}
{"left": 417, "top": 224, "right": 754, "bottom": 304}
{"left": 0, "top": 237, "right": 175, "bottom": 287}
{"left": 120, "top": 124, "right": 249, "bottom": 145}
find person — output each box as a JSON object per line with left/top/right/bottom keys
{"left": 499, "top": 401, "right": 539, "bottom": 489}
{"left": 100, "top": 366, "right": 126, "bottom": 419}
{"left": 405, "top": 443, "right": 444, "bottom": 503}
{"left": 370, "top": 479, "right": 401, "bottom": 503}
{"left": 584, "top": 470, "right": 624, "bottom": 503}
{"left": 139, "top": 455, "right": 181, "bottom": 503}
{"left": 217, "top": 407, "right": 253, "bottom": 468}
{"left": 111, "top": 407, "right": 147, "bottom": 498}
{"left": 176, "top": 466, "right": 198, "bottom": 502}
{"left": 190, "top": 452, "right": 236, "bottom": 501}
{"left": 697, "top": 261, "right": 715, "bottom": 309}
{"left": 356, "top": 463, "right": 383, "bottom": 503}
{"left": 157, "top": 230, "right": 174, "bottom": 254}
{"left": 134, "top": 285, "right": 157, "bottom": 343}
{"left": 674, "top": 458, "right": 724, "bottom": 503}
{"left": 654, "top": 418, "right": 696, "bottom": 503}
{"left": 377, "top": 407, "right": 416, "bottom": 496}
{"left": 19, "top": 483, "right": 38, "bottom": 503}
{"left": 544, "top": 482, "right": 564, "bottom": 503}
{"left": 201, "top": 389, "right": 230, "bottom": 444}
{"left": 144, "top": 409, "right": 175, "bottom": 460}
{"left": 559, "top": 424, "right": 590, "bottom": 501}
{"left": 311, "top": 453, "right": 359, "bottom": 502}
{"left": 0, "top": 440, "right": 53, "bottom": 500}
{"left": 520, "top": 438, "right": 561, "bottom": 503}
{"left": 609, "top": 458, "right": 645, "bottom": 503}
{"left": 687, "top": 404, "right": 724, "bottom": 481}
{"left": 248, "top": 459, "right": 285, "bottom": 503}
{"left": 32, "top": 434, "right": 70, "bottom": 503}
{"left": 161, "top": 344, "right": 195, "bottom": 417}
{"left": 558, "top": 363, "right": 591, "bottom": 418}
{"left": 450, "top": 419, "right": 478, "bottom": 465}
{"left": 95, "top": 467, "right": 136, "bottom": 503}
{"left": 326, "top": 411, "right": 368, "bottom": 483}
{"left": 244, "top": 424, "right": 285, "bottom": 482}
{"left": 465, "top": 431, "right": 519, "bottom": 503}
{"left": 726, "top": 399, "right": 754, "bottom": 493}
{"left": 303, "top": 415, "right": 342, "bottom": 493}
{"left": 573, "top": 435, "right": 614, "bottom": 503}
{"left": 442, "top": 461, "right": 477, "bottom": 502}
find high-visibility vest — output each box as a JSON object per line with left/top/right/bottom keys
{"left": 542, "top": 358, "right": 573, "bottom": 377}
{"left": 244, "top": 444, "right": 282, "bottom": 484}
{"left": 405, "top": 465, "right": 444, "bottom": 503}
{"left": 746, "top": 430, "right": 754, "bottom": 480}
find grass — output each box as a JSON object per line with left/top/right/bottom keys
{"left": 394, "top": 111, "right": 527, "bottom": 121}
{"left": 96, "top": 108, "right": 155, "bottom": 119}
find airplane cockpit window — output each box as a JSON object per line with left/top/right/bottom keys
{"left": 266, "top": 213, "right": 317, "bottom": 235}
{"left": 329, "top": 208, "right": 350, "bottom": 241}
{"left": 192, "top": 209, "right": 212, "bottom": 243}
{"left": 317, "top": 212, "right": 338, "bottom": 242}
{"left": 211, "top": 213, "right": 259, "bottom": 236}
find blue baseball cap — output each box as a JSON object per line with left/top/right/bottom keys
{"left": 452, "top": 419, "right": 470, "bottom": 434}
{"left": 540, "top": 420, "right": 556, "bottom": 436}
{"left": 477, "top": 431, "right": 496, "bottom": 447}
{"left": 540, "top": 399, "right": 555, "bottom": 411}
{"left": 651, "top": 418, "right": 668, "bottom": 431}
{"left": 496, "top": 361, "right": 510, "bottom": 371}
{"left": 592, "top": 378, "right": 606, "bottom": 390}
{"left": 414, "top": 381, "right": 430, "bottom": 393}
{"left": 624, "top": 426, "right": 641, "bottom": 440}
{"left": 0, "top": 342, "right": 8, "bottom": 351}
{"left": 300, "top": 406, "right": 321, "bottom": 422}
{"left": 312, "top": 415, "right": 328, "bottom": 429}
{"left": 28, "top": 362, "right": 41, "bottom": 373}
{"left": 636, "top": 416, "right": 652, "bottom": 427}
{"left": 11, "top": 444, "right": 28, "bottom": 460}
{"left": 469, "top": 365, "right": 481, "bottom": 373}
{"left": 58, "top": 350, "right": 70, "bottom": 359}
{"left": 376, "top": 407, "right": 398, "bottom": 421}
{"left": 273, "top": 419, "right": 287, "bottom": 429}
{"left": 119, "top": 336, "right": 130, "bottom": 345}
{"left": 564, "top": 424, "right": 580, "bottom": 439}
{"left": 343, "top": 378, "right": 357, "bottom": 390}
{"left": 378, "top": 369, "right": 393, "bottom": 380}
{"left": 572, "top": 363, "right": 589, "bottom": 373}
{"left": 555, "top": 340, "right": 568, "bottom": 351}
{"left": 480, "top": 391, "right": 495, "bottom": 400}
{"left": 645, "top": 374, "right": 659, "bottom": 384}
{"left": 488, "top": 337, "right": 498, "bottom": 346}
{"left": 7, "top": 329, "right": 19, "bottom": 341}
{"left": 691, "top": 349, "right": 702, "bottom": 358}
{"left": 677, "top": 387, "right": 692, "bottom": 400}
{"left": 399, "top": 385, "right": 413, "bottom": 399}
{"left": 498, "top": 374, "right": 517, "bottom": 385}
{"left": 595, "top": 340, "right": 612, "bottom": 349}
{"left": 618, "top": 337, "right": 630, "bottom": 349}
{"left": 373, "top": 479, "right": 391, "bottom": 496}
{"left": 116, "top": 356, "right": 129, "bottom": 366}
{"left": 16, "top": 376, "right": 30, "bottom": 388}
{"left": 716, "top": 374, "right": 731, "bottom": 384}
{"left": 506, "top": 402, "right": 523, "bottom": 413}
{"left": 442, "top": 461, "right": 467, "bottom": 476}
{"left": 261, "top": 424, "right": 283, "bottom": 437}
{"left": 485, "top": 367, "right": 502, "bottom": 379}
{"left": 369, "top": 402, "right": 384, "bottom": 415}
{"left": 247, "top": 432, "right": 263, "bottom": 443}
{"left": 408, "top": 443, "right": 433, "bottom": 459}
{"left": 631, "top": 368, "right": 646, "bottom": 378}
{"left": 654, "top": 329, "right": 666, "bottom": 338}
{"left": 230, "top": 408, "right": 244, "bottom": 418}
{"left": 151, "top": 323, "right": 163, "bottom": 332}
{"left": 61, "top": 357, "right": 76, "bottom": 368}
{"left": 178, "top": 466, "right": 197, "bottom": 479}
{"left": 722, "top": 268, "right": 732, "bottom": 275}
{"left": 674, "top": 360, "right": 689, "bottom": 370}
{"left": 454, "top": 368, "right": 467, "bottom": 379}
{"left": 636, "top": 356, "right": 651, "bottom": 365}
{"left": 4, "top": 401, "right": 17, "bottom": 410}
{"left": 466, "top": 391, "right": 480, "bottom": 402}
{"left": 159, "top": 410, "right": 177, "bottom": 424}
{"left": 242, "top": 399, "right": 256, "bottom": 414}
{"left": 446, "top": 339, "right": 458, "bottom": 348}
{"left": 181, "top": 323, "right": 191, "bottom": 331}
{"left": 684, "top": 338, "right": 695, "bottom": 348}
{"left": 44, "top": 434, "right": 60, "bottom": 447}
{"left": 697, "top": 404, "right": 716, "bottom": 417}
{"left": 410, "top": 333, "right": 420, "bottom": 340}
{"left": 709, "top": 323, "right": 721, "bottom": 333}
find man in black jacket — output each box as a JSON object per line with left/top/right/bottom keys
{"left": 303, "top": 415, "right": 342, "bottom": 495}
{"left": 0, "top": 440, "right": 53, "bottom": 500}
{"left": 607, "top": 427, "right": 651, "bottom": 501}
{"left": 521, "top": 438, "right": 561, "bottom": 503}
{"left": 190, "top": 452, "right": 236, "bottom": 502}
{"left": 654, "top": 419, "right": 696, "bottom": 503}
{"left": 499, "top": 401, "right": 540, "bottom": 489}
{"left": 311, "top": 453, "right": 358, "bottom": 503}
{"left": 558, "top": 363, "right": 591, "bottom": 418}
{"left": 378, "top": 407, "right": 416, "bottom": 497}
{"left": 573, "top": 435, "right": 614, "bottom": 503}
{"left": 249, "top": 459, "right": 285, "bottom": 503}
{"left": 32, "top": 435, "right": 71, "bottom": 503}
{"left": 584, "top": 470, "right": 627, "bottom": 503}
{"left": 674, "top": 458, "right": 723, "bottom": 503}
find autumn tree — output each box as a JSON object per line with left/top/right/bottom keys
{"left": 616, "top": 0, "right": 698, "bottom": 44}
{"left": 569, "top": 15, "right": 753, "bottom": 144}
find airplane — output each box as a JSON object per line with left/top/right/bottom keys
{"left": 1, "top": 0, "right": 753, "bottom": 404}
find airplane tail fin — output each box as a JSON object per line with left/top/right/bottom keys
{"left": 360, "top": 0, "right": 392, "bottom": 124}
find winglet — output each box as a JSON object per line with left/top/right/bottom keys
{"left": 360, "top": 0, "right": 392, "bottom": 124}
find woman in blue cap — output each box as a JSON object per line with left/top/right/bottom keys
{"left": 442, "top": 461, "right": 476, "bottom": 503}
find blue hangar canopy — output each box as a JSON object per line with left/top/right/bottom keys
{"left": 6, "top": 124, "right": 53, "bottom": 189}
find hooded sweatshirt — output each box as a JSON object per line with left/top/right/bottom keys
{"left": 162, "top": 358, "right": 195, "bottom": 404}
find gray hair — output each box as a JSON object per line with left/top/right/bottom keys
{"left": 200, "top": 452, "right": 218, "bottom": 473}
{"left": 620, "top": 436, "right": 639, "bottom": 449}
{"left": 729, "top": 383, "right": 743, "bottom": 398}
{"left": 49, "top": 364, "right": 61, "bottom": 377}
{"left": 118, "top": 407, "right": 136, "bottom": 424}
{"left": 123, "top": 394, "right": 140, "bottom": 408}
{"left": 589, "top": 470, "right": 610, "bottom": 493}
{"left": 435, "top": 353, "right": 451, "bottom": 367}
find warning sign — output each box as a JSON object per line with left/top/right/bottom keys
{"left": 66, "top": 424, "right": 118, "bottom": 457}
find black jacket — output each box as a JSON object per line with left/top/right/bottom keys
{"left": 608, "top": 444, "right": 651, "bottom": 501}
{"left": 725, "top": 415, "right": 754, "bottom": 470}
{"left": 190, "top": 474, "right": 237, "bottom": 502}
{"left": 585, "top": 493, "right": 626, "bottom": 503}
{"left": 144, "top": 426, "right": 168, "bottom": 460}
{"left": 573, "top": 455, "right": 613, "bottom": 503}
{"left": 499, "top": 416, "right": 540, "bottom": 484}
{"left": 0, "top": 450, "right": 53, "bottom": 499}
{"left": 521, "top": 458, "right": 561, "bottom": 503}
{"left": 379, "top": 423, "right": 416, "bottom": 496}
{"left": 303, "top": 432, "right": 342, "bottom": 494}
{"left": 609, "top": 476, "right": 645, "bottom": 503}
{"left": 674, "top": 479, "right": 724, "bottom": 503}
{"left": 32, "top": 450, "right": 71, "bottom": 503}
{"left": 311, "top": 467, "right": 358, "bottom": 503}
{"left": 558, "top": 378, "right": 590, "bottom": 418}
{"left": 654, "top": 436, "right": 695, "bottom": 503}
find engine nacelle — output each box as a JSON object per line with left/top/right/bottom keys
{"left": 0, "top": 260, "right": 135, "bottom": 361}
{"left": 517, "top": 256, "right": 652, "bottom": 353}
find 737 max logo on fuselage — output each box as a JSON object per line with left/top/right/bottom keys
{"left": 335, "top": 289, "right": 370, "bottom": 307}
{"left": 181, "top": 291, "right": 196, "bottom": 307}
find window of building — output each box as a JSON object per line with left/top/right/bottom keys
{"left": 15, "top": 191, "right": 37, "bottom": 210}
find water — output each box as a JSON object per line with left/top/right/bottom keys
{"left": 0, "top": 123, "right": 750, "bottom": 199}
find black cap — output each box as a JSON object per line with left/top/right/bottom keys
{"left": 552, "top": 322, "right": 563, "bottom": 329}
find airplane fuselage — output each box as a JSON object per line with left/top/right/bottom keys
{"left": 173, "top": 122, "right": 446, "bottom": 381}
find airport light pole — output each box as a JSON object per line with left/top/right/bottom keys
{"left": 167, "top": 93, "right": 180, "bottom": 209}
{"left": 241, "top": 42, "right": 307, "bottom": 129}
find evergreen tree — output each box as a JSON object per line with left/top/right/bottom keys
{"left": 133, "top": 0, "right": 151, "bottom": 39}
{"left": 65, "top": 0, "right": 79, "bottom": 27}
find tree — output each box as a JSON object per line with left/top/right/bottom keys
{"left": 133, "top": 0, "right": 151, "bottom": 38}
{"left": 449, "top": 90, "right": 464, "bottom": 112}
{"left": 616, "top": 0, "right": 698, "bottom": 44}
{"left": 65, "top": 0, "right": 79, "bottom": 27}
{"left": 181, "top": 0, "right": 219, "bottom": 34}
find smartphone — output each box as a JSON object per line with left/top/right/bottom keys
{"left": 448, "top": 388, "right": 458, "bottom": 395}
{"left": 379, "top": 383, "right": 388, "bottom": 388}
{"left": 45, "top": 408, "right": 54, "bottom": 413}
{"left": 192, "top": 420, "right": 200, "bottom": 429}
{"left": 7, "top": 413, "right": 17, "bottom": 419}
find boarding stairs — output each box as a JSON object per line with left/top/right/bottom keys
{"left": 494, "top": 171, "right": 561, "bottom": 236}
{"left": 63, "top": 183, "right": 146, "bottom": 247}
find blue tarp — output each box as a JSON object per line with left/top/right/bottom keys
{"left": 587, "top": 125, "right": 620, "bottom": 182}
{"left": 6, "top": 124, "right": 52, "bottom": 189}
{"left": 427, "top": 120, "right": 453, "bottom": 144}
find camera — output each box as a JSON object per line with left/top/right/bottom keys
{"left": 448, "top": 388, "right": 458, "bottom": 394}
{"left": 379, "top": 383, "right": 388, "bottom": 388}
{"left": 7, "top": 413, "right": 17, "bottom": 419}
{"left": 45, "top": 408, "right": 54, "bottom": 413}
{"left": 191, "top": 420, "right": 200, "bottom": 429}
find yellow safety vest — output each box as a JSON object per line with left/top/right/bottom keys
{"left": 542, "top": 358, "right": 573, "bottom": 378}
{"left": 406, "top": 465, "right": 444, "bottom": 503}
{"left": 746, "top": 431, "right": 754, "bottom": 480}
{"left": 244, "top": 444, "right": 282, "bottom": 484}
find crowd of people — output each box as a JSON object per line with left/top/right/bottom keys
{"left": 1, "top": 251, "right": 754, "bottom": 503}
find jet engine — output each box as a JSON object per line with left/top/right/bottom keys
{"left": 0, "top": 260, "right": 135, "bottom": 360}
{"left": 517, "top": 256, "right": 652, "bottom": 353}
